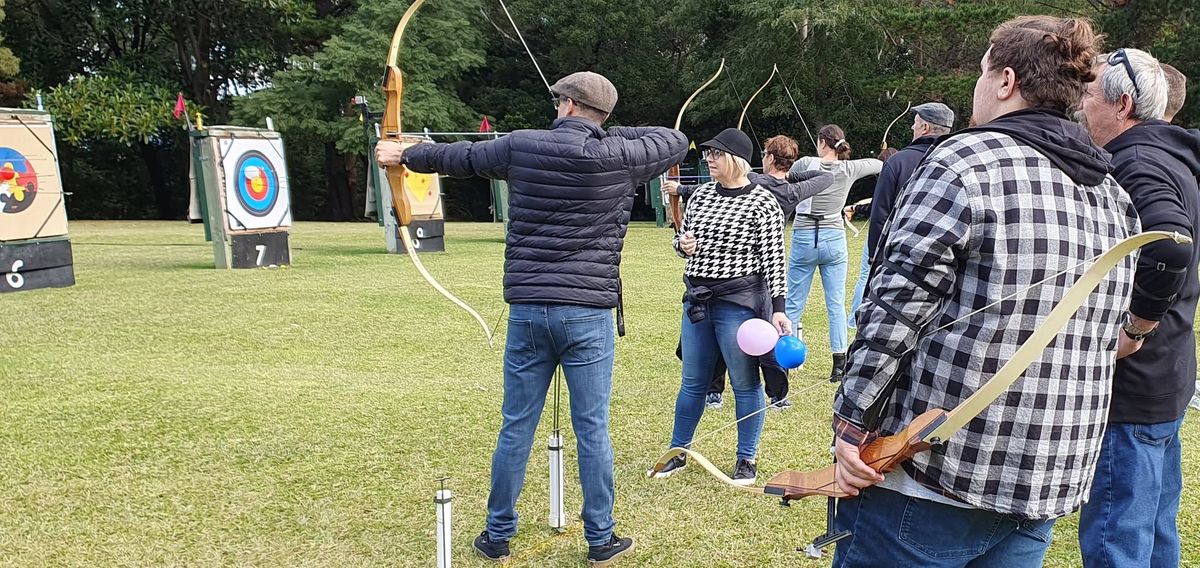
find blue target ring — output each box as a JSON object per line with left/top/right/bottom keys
{"left": 234, "top": 151, "right": 279, "bottom": 217}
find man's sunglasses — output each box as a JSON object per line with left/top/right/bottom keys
{"left": 1108, "top": 48, "right": 1143, "bottom": 99}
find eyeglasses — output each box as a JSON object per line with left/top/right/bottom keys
{"left": 1108, "top": 49, "right": 1143, "bottom": 99}
{"left": 552, "top": 97, "right": 565, "bottom": 110}
{"left": 702, "top": 148, "right": 725, "bottom": 161}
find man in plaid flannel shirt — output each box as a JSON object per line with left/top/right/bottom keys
{"left": 828, "top": 16, "right": 1142, "bottom": 567}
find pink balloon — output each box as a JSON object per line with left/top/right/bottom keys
{"left": 737, "top": 318, "right": 778, "bottom": 356}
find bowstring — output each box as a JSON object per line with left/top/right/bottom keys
{"left": 723, "top": 69, "right": 762, "bottom": 151}
{"left": 780, "top": 75, "right": 819, "bottom": 151}
{"left": 496, "top": 0, "right": 553, "bottom": 95}
{"left": 682, "top": 249, "right": 1104, "bottom": 450}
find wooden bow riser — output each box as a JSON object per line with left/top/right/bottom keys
{"left": 381, "top": 65, "right": 413, "bottom": 227}
{"left": 763, "top": 408, "right": 948, "bottom": 500}
{"left": 668, "top": 165, "right": 683, "bottom": 231}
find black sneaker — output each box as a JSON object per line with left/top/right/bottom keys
{"left": 770, "top": 396, "right": 792, "bottom": 411}
{"left": 588, "top": 534, "right": 635, "bottom": 566}
{"left": 473, "top": 531, "right": 511, "bottom": 562}
{"left": 731, "top": 458, "right": 757, "bottom": 486}
{"left": 647, "top": 454, "right": 687, "bottom": 478}
{"left": 705, "top": 392, "right": 723, "bottom": 409}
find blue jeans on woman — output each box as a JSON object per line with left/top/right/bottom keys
{"left": 486, "top": 304, "right": 616, "bottom": 546}
{"left": 1078, "top": 415, "right": 1186, "bottom": 567}
{"left": 786, "top": 227, "right": 849, "bottom": 352}
{"left": 848, "top": 242, "right": 870, "bottom": 330}
{"left": 834, "top": 487, "right": 1056, "bottom": 567}
{"left": 671, "top": 300, "right": 765, "bottom": 460}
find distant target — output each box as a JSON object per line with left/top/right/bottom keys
{"left": 0, "top": 147, "right": 38, "bottom": 214}
{"left": 234, "top": 151, "right": 279, "bottom": 217}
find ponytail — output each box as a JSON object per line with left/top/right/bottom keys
{"left": 819, "top": 124, "right": 852, "bottom": 160}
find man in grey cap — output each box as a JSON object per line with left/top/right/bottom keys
{"left": 848, "top": 102, "right": 955, "bottom": 330}
{"left": 865, "top": 102, "right": 954, "bottom": 260}
{"left": 377, "top": 71, "right": 686, "bottom": 566}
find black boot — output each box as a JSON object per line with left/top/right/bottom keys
{"left": 829, "top": 352, "right": 847, "bottom": 383}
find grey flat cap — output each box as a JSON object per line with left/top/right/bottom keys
{"left": 550, "top": 71, "right": 618, "bottom": 114}
{"left": 912, "top": 102, "right": 955, "bottom": 129}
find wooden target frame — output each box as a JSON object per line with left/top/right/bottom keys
{"left": 0, "top": 108, "right": 74, "bottom": 293}
{"left": 190, "top": 126, "right": 293, "bottom": 269}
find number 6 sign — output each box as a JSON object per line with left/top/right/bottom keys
{"left": 6, "top": 259, "right": 24, "bottom": 288}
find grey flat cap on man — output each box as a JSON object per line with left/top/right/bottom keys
{"left": 912, "top": 102, "right": 955, "bottom": 129}
{"left": 550, "top": 71, "right": 618, "bottom": 114}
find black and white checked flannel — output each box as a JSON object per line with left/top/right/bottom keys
{"left": 834, "top": 130, "right": 1141, "bottom": 519}
{"left": 673, "top": 182, "right": 787, "bottom": 300}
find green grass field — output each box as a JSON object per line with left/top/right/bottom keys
{"left": 2, "top": 221, "right": 1197, "bottom": 567}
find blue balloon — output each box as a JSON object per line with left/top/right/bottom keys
{"left": 775, "top": 336, "right": 807, "bottom": 369}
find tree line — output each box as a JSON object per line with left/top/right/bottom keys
{"left": 0, "top": 0, "right": 1194, "bottom": 221}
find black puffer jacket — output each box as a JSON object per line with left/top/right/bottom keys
{"left": 1106, "top": 120, "right": 1200, "bottom": 424}
{"left": 404, "top": 117, "right": 687, "bottom": 307}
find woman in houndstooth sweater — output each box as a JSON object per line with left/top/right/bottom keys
{"left": 649, "top": 127, "right": 792, "bottom": 486}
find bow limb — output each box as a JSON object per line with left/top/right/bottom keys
{"left": 650, "top": 447, "right": 765, "bottom": 496}
{"left": 760, "top": 231, "right": 1190, "bottom": 502}
{"left": 383, "top": 0, "right": 494, "bottom": 347}
{"left": 664, "top": 59, "right": 725, "bottom": 232}
{"left": 737, "top": 64, "right": 778, "bottom": 131}
{"left": 880, "top": 101, "right": 911, "bottom": 152}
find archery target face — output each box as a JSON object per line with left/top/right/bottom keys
{"left": 235, "top": 152, "right": 278, "bottom": 215}
{"left": 0, "top": 147, "right": 37, "bottom": 215}
{"left": 0, "top": 113, "right": 69, "bottom": 242}
{"left": 220, "top": 137, "right": 292, "bottom": 231}
{"left": 397, "top": 137, "right": 443, "bottom": 218}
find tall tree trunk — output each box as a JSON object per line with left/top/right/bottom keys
{"left": 322, "top": 142, "right": 353, "bottom": 220}
{"left": 140, "top": 141, "right": 175, "bottom": 219}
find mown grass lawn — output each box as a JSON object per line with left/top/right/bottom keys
{"left": 2, "top": 220, "right": 1197, "bottom": 567}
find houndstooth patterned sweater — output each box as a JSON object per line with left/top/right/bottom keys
{"left": 672, "top": 182, "right": 787, "bottom": 308}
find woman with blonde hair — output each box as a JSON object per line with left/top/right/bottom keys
{"left": 787, "top": 125, "right": 882, "bottom": 381}
{"left": 668, "top": 134, "right": 833, "bottom": 409}
{"left": 651, "top": 128, "right": 791, "bottom": 485}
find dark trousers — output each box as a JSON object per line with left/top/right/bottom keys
{"left": 675, "top": 339, "right": 788, "bottom": 399}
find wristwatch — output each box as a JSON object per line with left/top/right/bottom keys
{"left": 1121, "top": 313, "right": 1156, "bottom": 341}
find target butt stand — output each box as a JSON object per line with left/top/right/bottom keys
{"left": 0, "top": 107, "right": 75, "bottom": 293}
{"left": 189, "top": 119, "right": 294, "bottom": 269}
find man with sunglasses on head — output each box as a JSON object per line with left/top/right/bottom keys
{"left": 1075, "top": 47, "right": 1200, "bottom": 568}
{"left": 376, "top": 71, "right": 687, "bottom": 566}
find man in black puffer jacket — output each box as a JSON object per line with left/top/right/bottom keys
{"left": 1076, "top": 48, "right": 1200, "bottom": 568}
{"left": 377, "top": 71, "right": 686, "bottom": 566}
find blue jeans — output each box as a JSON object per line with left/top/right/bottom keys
{"left": 486, "top": 304, "right": 616, "bottom": 546}
{"left": 1079, "top": 416, "right": 1185, "bottom": 568}
{"left": 834, "top": 487, "right": 1056, "bottom": 567}
{"left": 786, "top": 228, "right": 849, "bottom": 352}
{"left": 671, "top": 301, "right": 765, "bottom": 460}
{"left": 848, "top": 243, "right": 869, "bottom": 330}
